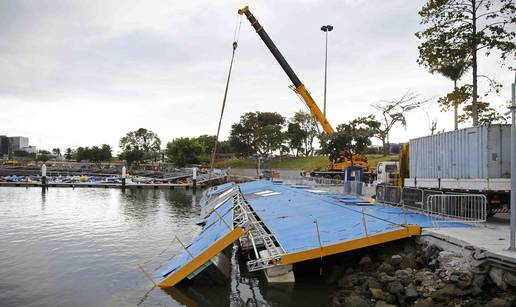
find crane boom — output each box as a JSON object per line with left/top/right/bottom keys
{"left": 238, "top": 6, "right": 334, "bottom": 134}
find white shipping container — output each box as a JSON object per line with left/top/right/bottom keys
{"left": 409, "top": 125, "right": 511, "bottom": 179}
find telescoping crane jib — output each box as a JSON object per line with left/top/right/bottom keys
{"left": 238, "top": 6, "right": 334, "bottom": 134}
{"left": 238, "top": 6, "right": 369, "bottom": 175}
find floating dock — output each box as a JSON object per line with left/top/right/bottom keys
{"left": 152, "top": 180, "right": 470, "bottom": 288}
{"left": 0, "top": 173, "right": 227, "bottom": 189}
{"left": 0, "top": 181, "right": 194, "bottom": 189}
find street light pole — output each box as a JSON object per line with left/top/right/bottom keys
{"left": 321, "top": 25, "right": 333, "bottom": 118}
{"left": 510, "top": 72, "right": 516, "bottom": 251}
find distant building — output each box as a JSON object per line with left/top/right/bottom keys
{"left": 8, "top": 136, "right": 29, "bottom": 153}
{"left": 0, "top": 135, "right": 8, "bottom": 155}
{"left": 20, "top": 146, "right": 37, "bottom": 154}
{"left": 214, "top": 153, "right": 236, "bottom": 162}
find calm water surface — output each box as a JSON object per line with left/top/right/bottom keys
{"left": 0, "top": 187, "right": 331, "bottom": 306}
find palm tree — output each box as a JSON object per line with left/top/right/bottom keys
{"left": 430, "top": 58, "right": 470, "bottom": 130}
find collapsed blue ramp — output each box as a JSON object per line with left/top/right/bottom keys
{"left": 153, "top": 196, "right": 244, "bottom": 288}
{"left": 238, "top": 181, "right": 469, "bottom": 260}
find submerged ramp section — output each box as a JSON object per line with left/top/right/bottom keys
{"left": 238, "top": 181, "right": 468, "bottom": 269}
{"left": 154, "top": 187, "right": 244, "bottom": 288}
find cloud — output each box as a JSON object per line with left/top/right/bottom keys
{"left": 0, "top": 0, "right": 513, "bottom": 152}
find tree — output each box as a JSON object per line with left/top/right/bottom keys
{"left": 319, "top": 116, "right": 376, "bottom": 164}
{"left": 416, "top": 0, "right": 516, "bottom": 126}
{"left": 371, "top": 92, "right": 426, "bottom": 156}
{"left": 286, "top": 122, "right": 305, "bottom": 156}
{"left": 119, "top": 149, "right": 144, "bottom": 168}
{"left": 166, "top": 138, "right": 203, "bottom": 167}
{"left": 229, "top": 121, "right": 255, "bottom": 158}
{"left": 74, "top": 145, "right": 112, "bottom": 163}
{"left": 430, "top": 56, "right": 470, "bottom": 130}
{"left": 196, "top": 135, "right": 217, "bottom": 155}
{"left": 229, "top": 112, "right": 285, "bottom": 157}
{"left": 100, "top": 144, "right": 113, "bottom": 162}
{"left": 36, "top": 153, "right": 49, "bottom": 163}
{"left": 64, "top": 148, "right": 73, "bottom": 160}
{"left": 76, "top": 147, "right": 86, "bottom": 162}
{"left": 52, "top": 148, "right": 61, "bottom": 159}
{"left": 119, "top": 128, "right": 161, "bottom": 163}
{"left": 459, "top": 100, "right": 508, "bottom": 124}
{"left": 217, "top": 141, "right": 233, "bottom": 153}
{"left": 289, "top": 111, "right": 319, "bottom": 156}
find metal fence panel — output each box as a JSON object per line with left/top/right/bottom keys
{"left": 384, "top": 186, "right": 402, "bottom": 205}
{"left": 402, "top": 187, "right": 423, "bottom": 209}
{"left": 376, "top": 185, "right": 385, "bottom": 202}
{"left": 426, "top": 194, "right": 487, "bottom": 224}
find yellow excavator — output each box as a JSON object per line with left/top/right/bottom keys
{"left": 238, "top": 6, "right": 369, "bottom": 177}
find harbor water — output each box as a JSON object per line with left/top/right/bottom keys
{"left": 0, "top": 187, "right": 332, "bottom": 306}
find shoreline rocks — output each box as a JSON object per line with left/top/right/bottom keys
{"left": 327, "top": 239, "right": 516, "bottom": 307}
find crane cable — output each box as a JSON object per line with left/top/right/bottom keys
{"left": 210, "top": 14, "right": 243, "bottom": 170}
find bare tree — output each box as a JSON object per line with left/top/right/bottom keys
{"left": 371, "top": 92, "right": 428, "bottom": 156}
{"left": 418, "top": 100, "right": 441, "bottom": 135}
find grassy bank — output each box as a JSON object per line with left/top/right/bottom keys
{"left": 213, "top": 155, "right": 398, "bottom": 170}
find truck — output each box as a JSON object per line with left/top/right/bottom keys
{"left": 378, "top": 125, "right": 511, "bottom": 214}
{"left": 376, "top": 161, "right": 400, "bottom": 185}
{"left": 238, "top": 6, "right": 369, "bottom": 179}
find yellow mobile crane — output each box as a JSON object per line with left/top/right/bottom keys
{"left": 238, "top": 6, "right": 369, "bottom": 177}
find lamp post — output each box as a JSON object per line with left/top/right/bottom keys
{"left": 321, "top": 24, "right": 333, "bottom": 118}
{"left": 510, "top": 72, "right": 516, "bottom": 251}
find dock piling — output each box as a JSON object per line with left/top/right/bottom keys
{"left": 192, "top": 167, "right": 197, "bottom": 193}
{"left": 41, "top": 164, "right": 47, "bottom": 190}
{"left": 121, "top": 166, "right": 126, "bottom": 190}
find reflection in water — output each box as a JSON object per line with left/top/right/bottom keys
{"left": 119, "top": 189, "right": 164, "bottom": 222}
{"left": 0, "top": 187, "right": 332, "bottom": 307}
{"left": 41, "top": 188, "right": 46, "bottom": 210}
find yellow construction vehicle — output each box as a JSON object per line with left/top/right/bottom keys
{"left": 238, "top": 6, "right": 369, "bottom": 177}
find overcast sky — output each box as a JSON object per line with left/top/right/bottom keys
{"left": 1, "top": 0, "right": 514, "bottom": 153}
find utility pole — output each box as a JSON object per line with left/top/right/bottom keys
{"left": 321, "top": 25, "right": 333, "bottom": 118}
{"left": 510, "top": 72, "right": 516, "bottom": 251}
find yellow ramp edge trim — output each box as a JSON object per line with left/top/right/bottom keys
{"left": 158, "top": 226, "right": 245, "bottom": 288}
{"left": 281, "top": 225, "right": 421, "bottom": 265}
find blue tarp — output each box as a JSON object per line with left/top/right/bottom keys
{"left": 200, "top": 183, "right": 234, "bottom": 209}
{"left": 153, "top": 197, "right": 234, "bottom": 284}
{"left": 239, "top": 181, "right": 469, "bottom": 254}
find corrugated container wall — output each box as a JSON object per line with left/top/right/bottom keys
{"left": 409, "top": 125, "right": 511, "bottom": 179}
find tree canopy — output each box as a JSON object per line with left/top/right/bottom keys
{"left": 229, "top": 112, "right": 285, "bottom": 157}
{"left": 289, "top": 111, "right": 319, "bottom": 156}
{"left": 119, "top": 128, "right": 161, "bottom": 164}
{"left": 416, "top": 0, "right": 516, "bottom": 126}
{"left": 75, "top": 144, "right": 112, "bottom": 162}
{"left": 319, "top": 116, "right": 377, "bottom": 164}
{"left": 166, "top": 137, "right": 203, "bottom": 167}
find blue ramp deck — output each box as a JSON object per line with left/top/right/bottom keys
{"left": 151, "top": 180, "right": 470, "bottom": 287}
{"left": 153, "top": 194, "right": 244, "bottom": 288}
{"left": 239, "top": 181, "right": 469, "bottom": 264}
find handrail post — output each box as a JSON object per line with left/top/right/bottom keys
{"left": 361, "top": 208, "right": 369, "bottom": 237}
